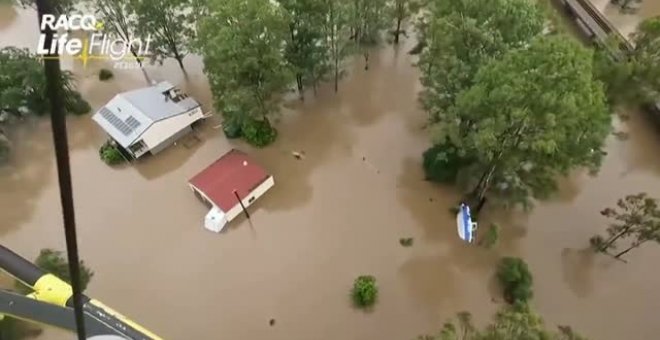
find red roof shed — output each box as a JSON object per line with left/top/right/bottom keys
{"left": 189, "top": 149, "right": 271, "bottom": 212}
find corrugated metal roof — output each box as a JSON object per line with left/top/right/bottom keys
{"left": 189, "top": 149, "right": 271, "bottom": 212}
{"left": 92, "top": 82, "right": 201, "bottom": 147}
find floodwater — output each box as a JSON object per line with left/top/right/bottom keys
{"left": 1, "top": 4, "right": 660, "bottom": 340}
{"left": 591, "top": 0, "right": 660, "bottom": 38}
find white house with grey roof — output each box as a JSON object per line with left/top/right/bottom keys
{"left": 92, "top": 81, "right": 204, "bottom": 159}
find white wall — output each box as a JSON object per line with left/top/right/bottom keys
{"left": 226, "top": 176, "right": 275, "bottom": 221}
{"left": 142, "top": 107, "right": 203, "bottom": 150}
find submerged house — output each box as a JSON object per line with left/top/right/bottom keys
{"left": 92, "top": 81, "right": 203, "bottom": 159}
{"left": 189, "top": 149, "right": 275, "bottom": 233}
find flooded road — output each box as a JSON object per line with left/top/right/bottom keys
{"left": 2, "top": 4, "right": 660, "bottom": 340}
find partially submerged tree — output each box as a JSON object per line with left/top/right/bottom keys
{"left": 129, "top": 0, "right": 196, "bottom": 71}
{"left": 434, "top": 36, "right": 611, "bottom": 213}
{"left": 418, "top": 0, "right": 545, "bottom": 120}
{"left": 197, "top": 0, "right": 291, "bottom": 147}
{"left": 0, "top": 47, "right": 89, "bottom": 118}
{"left": 595, "top": 17, "right": 660, "bottom": 105}
{"left": 420, "top": 306, "right": 588, "bottom": 340}
{"left": 349, "top": 0, "right": 388, "bottom": 70}
{"left": 281, "top": 0, "right": 331, "bottom": 99}
{"left": 496, "top": 257, "right": 533, "bottom": 305}
{"left": 322, "top": 0, "right": 352, "bottom": 92}
{"left": 387, "top": 0, "right": 421, "bottom": 44}
{"left": 92, "top": 0, "right": 144, "bottom": 67}
{"left": 590, "top": 193, "right": 660, "bottom": 260}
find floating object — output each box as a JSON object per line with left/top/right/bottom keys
{"left": 456, "top": 203, "right": 478, "bottom": 243}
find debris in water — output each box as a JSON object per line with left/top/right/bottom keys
{"left": 399, "top": 238, "right": 414, "bottom": 247}
{"left": 362, "top": 156, "right": 366, "bottom": 161}
{"left": 269, "top": 318, "right": 276, "bottom": 326}
{"left": 292, "top": 151, "right": 305, "bottom": 160}
{"left": 429, "top": 198, "right": 434, "bottom": 202}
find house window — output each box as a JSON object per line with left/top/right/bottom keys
{"left": 129, "top": 140, "right": 147, "bottom": 153}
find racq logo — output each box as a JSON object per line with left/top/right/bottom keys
{"left": 37, "top": 14, "right": 153, "bottom": 69}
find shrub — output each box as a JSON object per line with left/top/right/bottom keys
{"left": 223, "top": 119, "right": 243, "bottom": 139}
{"left": 241, "top": 118, "right": 277, "bottom": 147}
{"left": 351, "top": 275, "right": 378, "bottom": 308}
{"left": 496, "top": 257, "right": 533, "bottom": 305}
{"left": 399, "top": 238, "right": 414, "bottom": 247}
{"left": 65, "top": 91, "right": 91, "bottom": 115}
{"left": 423, "top": 143, "right": 472, "bottom": 184}
{"left": 98, "top": 68, "right": 114, "bottom": 81}
{"left": 479, "top": 223, "right": 500, "bottom": 249}
{"left": 99, "top": 142, "right": 125, "bottom": 165}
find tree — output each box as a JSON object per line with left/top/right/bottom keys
{"left": 197, "top": 0, "right": 291, "bottom": 147}
{"left": 387, "top": 0, "right": 421, "bottom": 44}
{"left": 349, "top": 0, "right": 388, "bottom": 70}
{"left": 496, "top": 257, "right": 533, "bottom": 305}
{"left": 418, "top": 0, "right": 545, "bottom": 121}
{"left": 0, "top": 47, "right": 89, "bottom": 118}
{"left": 434, "top": 36, "right": 611, "bottom": 213}
{"left": 323, "top": 0, "right": 352, "bottom": 92}
{"left": 595, "top": 17, "right": 660, "bottom": 105}
{"left": 129, "top": 0, "right": 195, "bottom": 72}
{"left": 15, "top": 0, "right": 76, "bottom": 15}
{"left": 92, "top": 0, "right": 144, "bottom": 67}
{"left": 280, "top": 0, "right": 331, "bottom": 99}
{"left": 420, "top": 306, "right": 588, "bottom": 340}
{"left": 0, "top": 47, "right": 90, "bottom": 165}
{"left": 590, "top": 193, "right": 660, "bottom": 260}
{"left": 351, "top": 275, "right": 378, "bottom": 308}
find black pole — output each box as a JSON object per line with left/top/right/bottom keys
{"left": 233, "top": 190, "right": 250, "bottom": 219}
{"left": 34, "top": 1, "right": 87, "bottom": 339}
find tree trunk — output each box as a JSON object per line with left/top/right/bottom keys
{"left": 614, "top": 241, "right": 644, "bottom": 259}
{"left": 598, "top": 227, "right": 632, "bottom": 252}
{"left": 394, "top": 17, "right": 402, "bottom": 44}
{"left": 296, "top": 74, "right": 304, "bottom": 101}
{"left": 472, "top": 164, "right": 496, "bottom": 215}
{"left": 172, "top": 43, "right": 186, "bottom": 73}
{"left": 334, "top": 55, "right": 339, "bottom": 92}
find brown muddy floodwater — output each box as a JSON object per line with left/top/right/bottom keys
{"left": 2, "top": 4, "right": 660, "bottom": 340}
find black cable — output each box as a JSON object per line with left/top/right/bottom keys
{"left": 33, "top": 1, "right": 87, "bottom": 339}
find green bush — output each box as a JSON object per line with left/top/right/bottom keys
{"left": 423, "top": 143, "right": 471, "bottom": 183}
{"left": 351, "top": 275, "right": 378, "bottom": 308}
{"left": 496, "top": 257, "right": 533, "bottom": 305}
{"left": 479, "top": 223, "right": 500, "bottom": 249}
{"left": 223, "top": 119, "right": 243, "bottom": 139}
{"left": 98, "top": 68, "right": 114, "bottom": 81}
{"left": 66, "top": 91, "right": 91, "bottom": 115}
{"left": 99, "top": 142, "right": 125, "bottom": 165}
{"left": 241, "top": 118, "right": 277, "bottom": 147}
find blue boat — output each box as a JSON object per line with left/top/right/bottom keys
{"left": 456, "top": 203, "right": 478, "bottom": 243}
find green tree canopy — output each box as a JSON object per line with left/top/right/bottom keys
{"left": 280, "top": 0, "right": 331, "bottom": 98}
{"left": 197, "top": 0, "right": 291, "bottom": 146}
{"left": 349, "top": 0, "right": 388, "bottom": 70}
{"left": 129, "top": 0, "right": 196, "bottom": 71}
{"left": 591, "top": 193, "right": 660, "bottom": 259}
{"left": 419, "top": 0, "right": 545, "bottom": 120}
{"left": 436, "top": 36, "right": 611, "bottom": 210}
{"left": 421, "top": 306, "right": 588, "bottom": 340}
